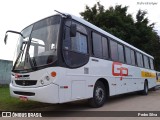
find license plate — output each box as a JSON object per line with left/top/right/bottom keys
{"left": 19, "top": 96, "right": 28, "bottom": 101}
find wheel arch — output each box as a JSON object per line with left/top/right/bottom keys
{"left": 95, "top": 78, "right": 110, "bottom": 97}
{"left": 144, "top": 79, "right": 148, "bottom": 87}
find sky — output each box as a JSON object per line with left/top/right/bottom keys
{"left": 0, "top": 0, "right": 160, "bottom": 61}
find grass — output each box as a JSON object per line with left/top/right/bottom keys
{"left": 0, "top": 85, "right": 51, "bottom": 111}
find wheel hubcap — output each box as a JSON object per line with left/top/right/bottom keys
{"left": 95, "top": 87, "right": 104, "bottom": 103}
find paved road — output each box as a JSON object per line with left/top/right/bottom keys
{"left": 1, "top": 88, "right": 160, "bottom": 120}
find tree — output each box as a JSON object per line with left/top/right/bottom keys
{"left": 80, "top": 2, "right": 160, "bottom": 70}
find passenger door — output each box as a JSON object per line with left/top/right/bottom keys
{"left": 63, "top": 20, "right": 89, "bottom": 100}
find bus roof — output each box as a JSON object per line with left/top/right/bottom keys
{"left": 69, "top": 14, "right": 154, "bottom": 59}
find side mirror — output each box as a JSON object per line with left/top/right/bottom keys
{"left": 4, "top": 30, "right": 25, "bottom": 45}
{"left": 70, "top": 24, "right": 77, "bottom": 37}
{"left": 4, "top": 34, "right": 8, "bottom": 44}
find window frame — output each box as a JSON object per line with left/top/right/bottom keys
{"left": 62, "top": 19, "right": 90, "bottom": 68}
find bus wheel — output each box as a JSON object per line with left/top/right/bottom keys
{"left": 89, "top": 81, "right": 106, "bottom": 108}
{"left": 142, "top": 81, "right": 148, "bottom": 95}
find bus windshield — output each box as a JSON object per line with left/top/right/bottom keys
{"left": 13, "top": 15, "right": 61, "bottom": 71}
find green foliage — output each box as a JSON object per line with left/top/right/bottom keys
{"left": 80, "top": 2, "right": 160, "bottom": 70}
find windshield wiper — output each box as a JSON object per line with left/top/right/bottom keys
{"left": 20, "top": 42, "right": 27, "bottom": 62}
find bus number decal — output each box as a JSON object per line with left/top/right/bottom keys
{"left": 112, "top": 62, "right": 128, "bottom": 77}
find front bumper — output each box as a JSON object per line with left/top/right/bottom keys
{"left": 10, "top": 83, "right": 59, "bottom": 103}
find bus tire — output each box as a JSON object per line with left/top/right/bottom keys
{"left": 142, "top": 81, "right": 148, "bottom": 95}
{"left": 89, "top": 81, "right": 106, "bottom": 108}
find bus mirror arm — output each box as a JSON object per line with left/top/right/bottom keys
{"left": 4, "top": 30, "right": 25, "bottom": 44}
{"left": 70, "top": 24, "right": 77, "bottom": 37}
{"left": 4, "top": 34, "right": 8, "bottom": 45}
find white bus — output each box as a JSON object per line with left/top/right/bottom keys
{"left": 4, "top": 12, "right": 156, "bottom": 108}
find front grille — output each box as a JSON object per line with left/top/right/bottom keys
{"left": 14, "top": 91, "right": 35, "bottom": 96}
{"left": 15, "top": 80, "right": 37, "bottom": 86}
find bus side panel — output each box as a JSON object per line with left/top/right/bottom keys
{"left": 140, "top": 68, "right": 156, "bottom": 89}
{"left": 89, "top": 58, "right": 116, "bottom": 96}
{"left": 54, "top": 66, "right": 93, "bottom": 103}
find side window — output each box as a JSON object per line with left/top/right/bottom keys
{"left": 136, "top": 52, "right": 143, "bottom": 67}
{"left": 118, "top": 44, "right": 125, "bottom": 63}
{"left": 63, "top": 21, "right": 89, "bottom": 68}
{"left": 92, "top": 32, "right": 102, "bottom": 58}
{"left": 125, "top": 47, "right": 131, "bottom": 64}
{"left": 144, "top": 55, "right": 149, "bottom": 69}
{"left": 110, "top": 40, "right": 118, "bottom": 61}
{"left": 131, "top": 50, "right": 136, "bottom": 65}
{"left": 72, "top": 21, "right": 87, "bottom": 34}
{"left": 102, "top": 37, "right": 109, "bottom": 59}
{"left": 136, "top": 52, "right": 141, "bottom": 67}
{"left": 71, "top": 32, "right": 87, "bottom": 54}
{"left": 139, "top": 53, "right": 144, "bottom": 67}
{"left": 150, "top": 58, "right": 154, "bottom": 69}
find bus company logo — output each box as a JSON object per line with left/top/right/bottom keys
{"left": 15, "top": 74, "right": 30, "bottom": 80}
{"left": 112, "top": 62, "right": 128, "bottom": 77}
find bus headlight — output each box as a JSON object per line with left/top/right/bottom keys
{"left": 39, "top": 75, "right": 51, "bottom": 86}
{"left": 38, "top": 73, "right": 55, "bottom": 86}
{"left": 40, "top": 79, "right": 44, "bottom": 85}
{"left": 45, "top": 76, "right": 50, "bottom": 81}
